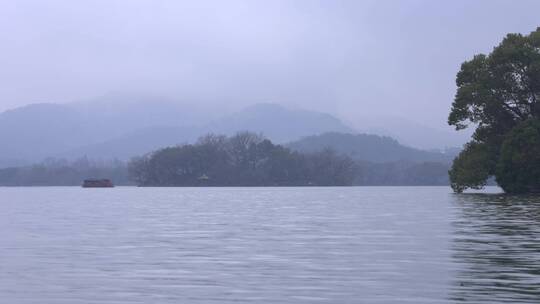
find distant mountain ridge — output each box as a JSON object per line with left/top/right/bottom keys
{"left": 0, "top": 98, "right": 357, "bottom": 165}
{"left": 0, "top": 103, "right": 93, "bottom": 160}
{"left": 203, "top": 103, "right": 354, "bottom": 143}
{"left": 61, "top": 103, "right": 355, "bottom": 159}
{"left": 0, "top": 94, "right": 464, "bottom": 167}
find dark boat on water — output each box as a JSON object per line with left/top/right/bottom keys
{"left": 82, "top": 179, "right": 114, "bottom": 188}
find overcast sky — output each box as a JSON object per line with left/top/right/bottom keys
{"left": 0, "top": 0, "right": 539, "bottom": 130}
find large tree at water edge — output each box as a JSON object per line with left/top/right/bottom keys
{"left": 448, "top": 27, "right": 540, "bottom": 193}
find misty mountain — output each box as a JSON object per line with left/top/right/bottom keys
{"left": 287, "top": 132, "right": 456, "bottom": 163}
{"left": 62, "top": 103, "right": 354, "bottom": 159}
{"left": 69, "top": 92, "right": 220, "bottom": 133}
{"left": 203, "top": 103, "right": 354, "bottom": 143}
{"left": 62, "top": 126, "right": 196, "bottom": 160}
{"left": 0, "top": 93, "right": 214, "bottom": 158}
{"left": 0, "top": 99, "right": 356, "bottom": 164}
{"left": 0, "top": 104, "right": 95, "bottom": 160}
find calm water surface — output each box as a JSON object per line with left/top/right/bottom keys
{"left": 1, "top": 187, "right": 539, "bottom": 303}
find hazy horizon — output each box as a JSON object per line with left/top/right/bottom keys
{"left": 2, "top": 3, "right": 539, "bottom": 301}
{"left": 1, "top": 0, "right": 539, "bottom": 132}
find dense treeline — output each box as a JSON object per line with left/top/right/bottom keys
{"left": 0, "top": 133, "right": 457, "bottom": 187}
{"left": 128, "top": 132, "right": 356, "bottom": 186}
{"left": 0, "top": 158, "right": 453, "bottom": 186}
{"left": 0, "top": 157, "right": 129, "bottom": 186}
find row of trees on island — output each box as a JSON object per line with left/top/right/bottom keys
{"left": 0, "top": 149, "right": 452, "bottom": 186}
{"left": 448, "top": 27, "right": 540, "bottom": 194}
{"left": 128, "top": 132, "right": 356, "bottom": 186}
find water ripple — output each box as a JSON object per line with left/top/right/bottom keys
{"left": 0, "top": 187, "right": 539, "bottom": 303}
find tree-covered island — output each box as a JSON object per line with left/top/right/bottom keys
{"left": 449, "top": 27, "right": 540, "bottom": 193}
{"left": 128, "top": 132, "right": 356, "bottom": 186}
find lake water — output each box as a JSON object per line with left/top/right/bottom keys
{"left": 1, "top": 186, "right": 539, "bottom": 303}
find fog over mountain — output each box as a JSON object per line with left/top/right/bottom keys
{"left": 1, "top": 1, "right": 539, "bottom": 136}
{"left": 62, "top": 103, "right": 355, "bottom": 160}
{"left": 204, "top": 103, "right": 354, "bottom": 143}
{"left": 0, "top": 97, "right": 359, "bottom": 164}
{"left": 1, "top": 1, "right": 538, "bottom": 167}
{"left": 0, "top": 92, "right": 472, "bottom": 166}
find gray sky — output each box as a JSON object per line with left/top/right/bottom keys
{"left": 0, "top": 0, "right": 539, "bottom": 130}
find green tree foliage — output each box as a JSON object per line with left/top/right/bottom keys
{"left": 449, "top": 142, "right": 493, "bottom": 193}
{"left": 128, "top": 132, "right": 356, "bottom": 186}
{"left": 496, "top": 119, "right": 540, "bottom": 193}
{"left": 448, "top": 27, "right": 540, "bottom": 193}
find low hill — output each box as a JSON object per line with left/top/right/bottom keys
{"left": 287, "top": 132, "right": 456, "bottom": 163}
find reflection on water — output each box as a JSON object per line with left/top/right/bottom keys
{"left": 450, "top": 194, "right": 540, "bottom": 303}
